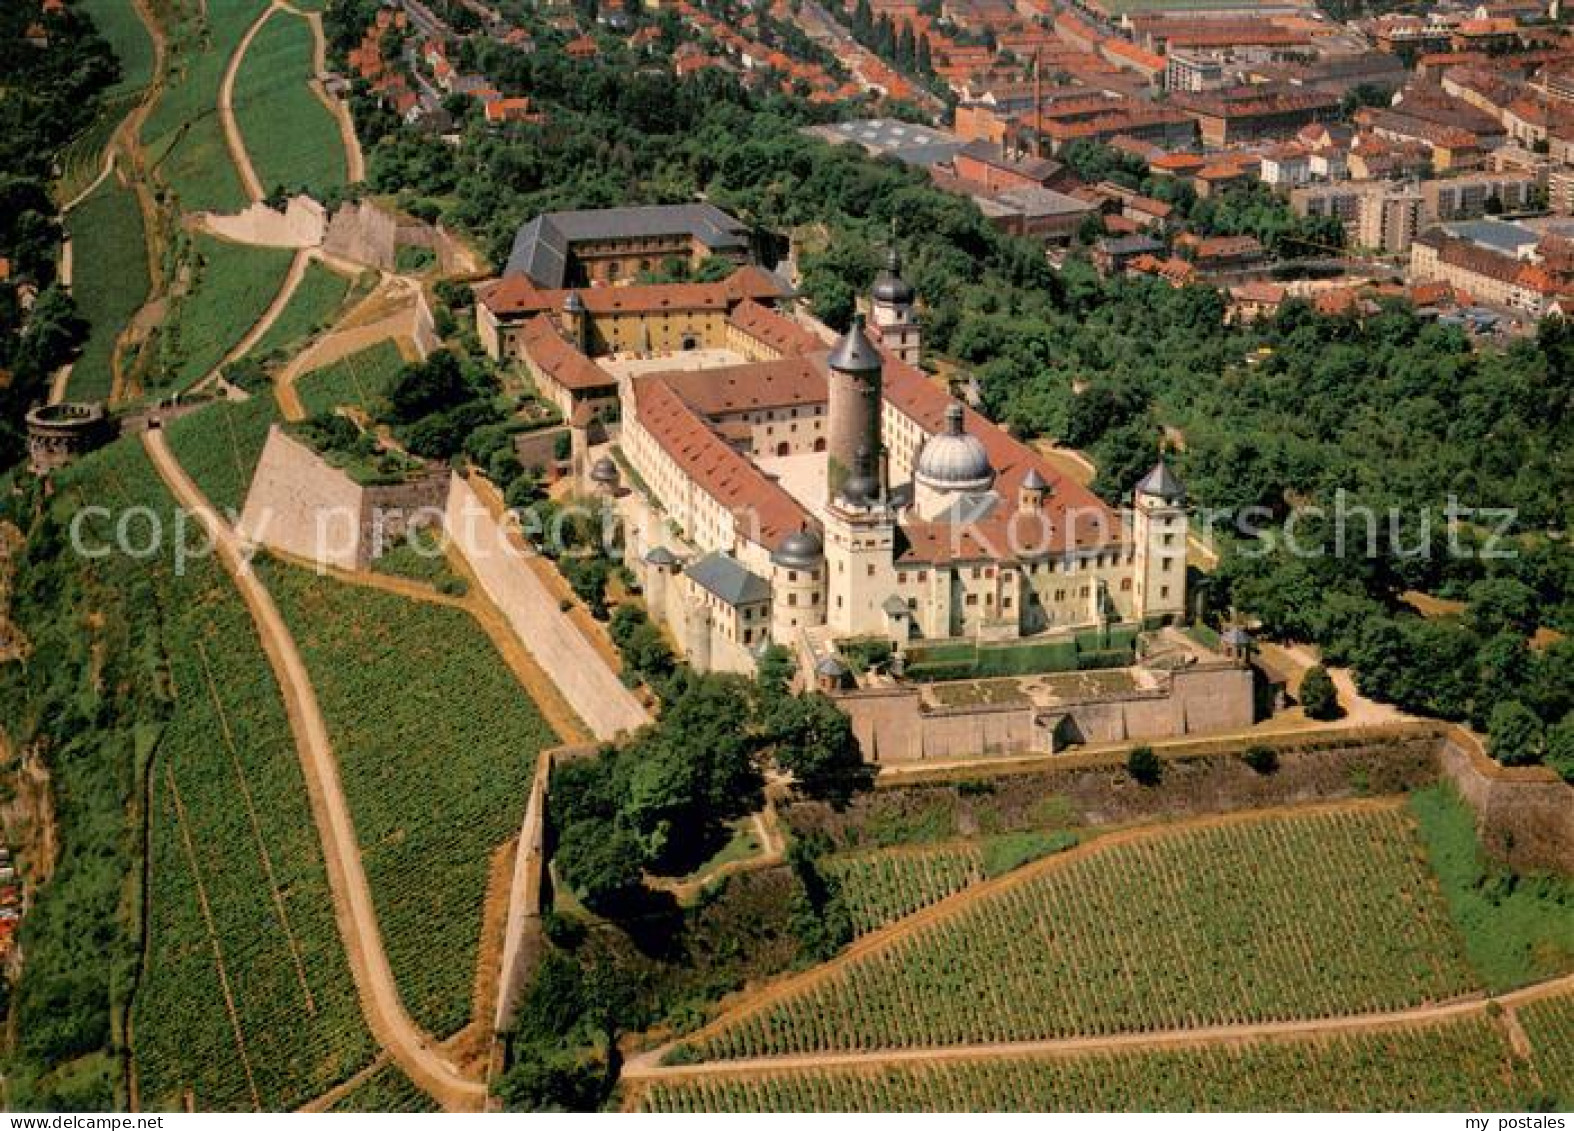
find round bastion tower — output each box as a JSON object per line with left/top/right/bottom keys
{"left": 824, "top": 316, "right": 884, "bottom": 497}
{"left": 769, "top": 527, "right": 826, "bottom": 643}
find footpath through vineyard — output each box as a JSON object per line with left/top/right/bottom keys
{"left": 142, "top": 429, "right": 487, "bottom": 1111}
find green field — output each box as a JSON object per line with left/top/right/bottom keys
{"left": 66, "top": 177, "right": 150, "bottom": 401}
{"left": 257, "top": 561, "right": 558, "bottom": 1038}
{"left": 45, "top": 440, "right": 378, "bottom": 1110}
{"left": 637, "top": 1015, "right": 1536, "bottom": 1111}
{"left": 232, "top": 11, "right": 349, "bottom": 198}
{"left": 142, "top": 0, "right": 271, "bottom": 213}
{"left": 161, "top": 236, "right": 294, "bottom": 390}
{"left": 297, "top": 340, "right": 407, "bottom": 418}
{"left": 163, "top": 393, "right": 280, "bottom": 515}
{"left": 249, "top": 261, "right": 356, "bottom": 361}
{"left": 679, "top": 805, "right": 1478, "bottom": 1060}
{"left": 327, "top": 1063, "right": 441, "bottom": 1113}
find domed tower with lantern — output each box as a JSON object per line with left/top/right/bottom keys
{"left": 868, "top": 244, "right": 921, "bottom": 366}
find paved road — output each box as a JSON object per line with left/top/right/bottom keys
{"left": 143, "top": 429, "right": 487, "bottom": 1112}
{"left": 446, "top": 476, "right": 649, "bottom": 741}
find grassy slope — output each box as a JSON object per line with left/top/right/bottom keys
{"left": 163, "top": 235, "right": 294, "bottom": 390}
{"left": 249, "top": 261, "right": 354, "bottom": 361}
{"left": 162, "top": 393, "right": 281, "bottom": 516}
{"left": 297, "top": 340, "right": 406, "bottom": 417}
{"left": 257, "top": 560, "right": 557, "bottom": 1038}
{"left": 66, "top": 179, "right": 150, "bottom": 401}
{"left": 232, "top": 10, "right": 348, "bottom": 198}
{"left": 1409, "top": 785, "right": 1574, "bottom": 992}
{"left": 141, "top": 0, "right": 270, "bottom": 213}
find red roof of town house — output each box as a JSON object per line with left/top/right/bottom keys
{"left": 1148, "top": 152, "right": 1207, "bottom": 175}
{"left": 42, "top": 0, "right": 65, "bottom": 13}
{"left": 479, "top": 267, "right": 789, "bottom": 320}
{"left": 631, "top": 26, "right": 661, "bottom": 46}
{"left": 484, "top": 97, "right": 540, "bottom": 124}
{"left": 0, "top": 258, "right": 10, "bottom": 282}
{"left": 566, "top": 35, "right": 599, "bottom": 59}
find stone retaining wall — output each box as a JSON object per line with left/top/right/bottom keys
{"left": 1437, "top": 727, "right": 1574, "bottom": 874}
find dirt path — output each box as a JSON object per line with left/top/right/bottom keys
{"left": 142, "top": 430, "right": 487, "bottom": 1112}
{"left": 623, "top": 972, "right": 1574, "bottom": 1084}
{"left": 62, "top": 152, "right": 117, "bottom": 215}
{"left": 630, "top": 797, "right": 1416, "bottom": 1069}
{"left": 48, "top": 237, "right": 75, "bottom": 404}
{"left": 274, "top": 280, "right": 420, "bottom": 422}
{"left": 218, "top": 2, "right": 276, "bottom": 205}
{"left": 191, "top": 246, "right": 311, "bottom": 394}
{"left": 300, "top": 9, "right": 366, "bottom": 183}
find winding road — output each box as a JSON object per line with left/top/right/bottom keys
{"left": 142, "top": 429, "right": 486, "bottom": 1112}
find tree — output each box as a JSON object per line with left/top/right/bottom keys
{"left": 756, "top": 643, "right": 796, "bottom": 701}
{"left": 555, "top": 820, "right": 645, "bottom": 915}
{"left": 766, "top": 692, "right": 872, "bottom": 805}
{"left": 1299, "top": 664, "right": 1342, "bottom": 721}
{"left": 1126, "top": 744, "right": 1162, "bottom": 786}
{"left": 1242, "top": 744, "right": 1279, "bottom": 774}
{"left": 1547, "top": 714, "right": 1574, "bottom": 784}
{"left": 1487, "top": 700, "right": 1545, "bottom": 767}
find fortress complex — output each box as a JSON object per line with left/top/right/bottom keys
{"left": 475, "top": 222, "right": 1190, "bottom": 679}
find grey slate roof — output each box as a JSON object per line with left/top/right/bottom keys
{"left": 1137, "top": 460, "right": 1186, "bottom": 502}
{"left": 685, "top": 552, "right": 771, "bottom": 607}
{"left": 504, "top": 204, "right": 749, "bottom": 286}
{"left": 828, "top": 318, "right": 882, "bottom": 372}
{"left": 1442, "top": 219, "right": 1539, "bottom": 258}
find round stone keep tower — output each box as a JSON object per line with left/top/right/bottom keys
{"left": 825, "top": 316, "right": 883, "bottom": 497}
{"left": 25, "top": 403, "right": 110, "bottom": 475}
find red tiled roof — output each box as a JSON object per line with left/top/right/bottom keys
{"left": 633, "top": 377, "right": 810, "bottom": 550}
{"left": 726, "top": 299, "right": 822, "bottom": 357}
{"left": 518, "top": 317, "right": 615, "bottom": 393}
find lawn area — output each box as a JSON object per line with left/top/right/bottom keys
{"left": 637, "top": 1014, "right": 1536, "bottom": 1111}
{"left": 678, "top": 804, "right": 1479, "bottom": 1059}
{"left": 297, "top": 340, "right": 406, "bottom": 417}
{"left": 233, "top": 10, "right": 348, "bottom": 198}
{"left": 257, "top": 560, "right": 558, "bottom": 1038}
{"left": 1409, "top": 784, "right": 1574, "bottom": 992}
{"left": 163, "top": 393, "right": 280, "bottom": 516}
{"left": 249, "top": 260, "right": 356, "bottom": 362}
{"left": 43, "top": 439, "right": 378, "bottom": 1110}
{"left": 141, "top": 0, "right": 271, "bottom": 213}
{"left": 160, "top": 235, "right": 294, "bottom": 390}
{"left": 65, "top": 177, "right": 149, "bottom": 401}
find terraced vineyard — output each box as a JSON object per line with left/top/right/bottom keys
{"left": 636, "top": 1015, "right": 1535, "bottom": 1111}
{"left": 250, "top": 261, "right": 356, "bottom": 361}
{"left": 232, "top": 10, "right": 348, "bottom": 197}
{"left": 61, "top": 441, "right": 377, "bottom": 1110}
{"left": 822, "top": 846, "right": 983, "bottom": 937}
{"left": 258, "top": 561, "right": 558, "bottom": 1038}
{"left": 297, "top": 340, "right": 406, "bottom": 418}
{"left": 327, "top": 1063, "right": 441, "bottom": 1113}
{"left": 163, "top": 236, "right": 295, "bottom": 390}
{"left": 163, "top": 394, "right": 280, "bottom": 515}
{"left": 1519, "top": 992, "right": 1574, "bottom": 1106}
{"left": 141, "top": 0, "right": 271, "bottom": 212}
{"left": 65, "top": 178, "right": 150, "bottom": 400}
{"left": 678, "top": 805, "right": 1477, "bottom": 1060}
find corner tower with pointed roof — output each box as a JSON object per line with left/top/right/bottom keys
{"left": 1132, "top": 458, "right": 1188, "bottom": 624}
{"left": 825, "top": 315, "right": 884, "bottom": 497}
